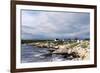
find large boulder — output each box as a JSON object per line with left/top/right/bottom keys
{"left": 72, "top": 47, "right": 89, "bottom": 60}
{"left": 53, "top": 45, "right": 72, "bottom": 54}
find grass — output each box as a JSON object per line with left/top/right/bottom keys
{"left": 69, "top": 43, "right": 79, "bottom": 48}
{"left": 80, "top": 42, "right": 89, "bottom": 48}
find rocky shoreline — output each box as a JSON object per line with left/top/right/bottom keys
{"left": 27, "top": 40, "right": 90, "bottom": 60}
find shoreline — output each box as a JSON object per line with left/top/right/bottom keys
{"left": 22, "top": 40, "right": 90, "bottom": 60}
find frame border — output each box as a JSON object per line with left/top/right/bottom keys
{"left": 11, "top": 0, "right": 97, "bottom": 73}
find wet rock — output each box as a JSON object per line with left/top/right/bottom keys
{"left": 53, "top": 47, "right": 68, "bottom": 54}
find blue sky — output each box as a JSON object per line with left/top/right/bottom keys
{"left": 21, "top": 10, "right": 90, "bottom": 40}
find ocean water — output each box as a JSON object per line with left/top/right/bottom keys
{"left": 21, "top": 44, "right": 69, "bottom": 63}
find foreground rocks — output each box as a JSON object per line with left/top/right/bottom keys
{"left": 53, "top": 41, "right": 90, "bottom": 60}
{"left": 30, "top": 40, "right": 90, "bottom": 60}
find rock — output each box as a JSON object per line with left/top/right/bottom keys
{"left": 59, "top": 45, "right": 66, "bottom": 49}
{"left": 53, "top": 48, "right": 68, "bottom": 53}
{"left": 72, "top": 47, "right": 89, "bottom": 60}
{"left": 53, "top": 45, "right": 69, "bottom": 53}
{"left": 53, "top": 46, "right": 59, "bottom": 49}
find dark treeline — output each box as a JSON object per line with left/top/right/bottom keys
{"left": 21, "top": 38, "right": 90, "bottom": 44}
{"left": 21, "top": 40, "right": 53, "bottom": 44}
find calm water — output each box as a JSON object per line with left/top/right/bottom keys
{"left": 21, "top": 44, "right": 69, "bottom": 63}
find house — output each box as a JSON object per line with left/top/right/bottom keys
{"left": 54, "top": 38, "right": 59, "bottom": 42}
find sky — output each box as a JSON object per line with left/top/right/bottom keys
{"left": 21, "top": 10, "right": 90, "bottom": 40}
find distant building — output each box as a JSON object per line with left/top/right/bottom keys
{"left": 77, "top": 39, "right": 83, "bottom": 43}
{"left": 77, "top": 40, "right": 80, "bottom": 43}
{"left": 62, "top": 39, "right": 65, "bottom": 41}
{"left": 54, "top": 38, "right": 59, "bottom": 41}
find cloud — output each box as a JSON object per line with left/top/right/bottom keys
{"left": 21, "top": 10, "right": 90, "bottom": 40}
